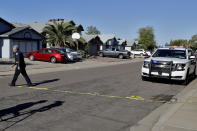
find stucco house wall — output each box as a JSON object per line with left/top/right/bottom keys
{"left": 2, "top": 39, "right": 10, "bottom": 58}
{"left": 0, "top": 39, "right": 2, "bottom": 58}
{"left": 87, "top": 38, "right": 102, "bottom": 56}
{"left": 125, "top": 46, "right": 132, "bottom": 51}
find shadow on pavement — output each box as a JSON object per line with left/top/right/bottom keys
{"left": 0, "top": 100, "right": 47, "bottom": 120}
{"left": 147, "top": 76, "right": 196, "bottom": 85}
{"left": 15, "top": 78, "right": 60, "bottom": 87}
{"left": 0, "top": 101, "right": 64, "bottom": 131}
{"left": 33, "top": 78, "right": 60, "bottom": 86}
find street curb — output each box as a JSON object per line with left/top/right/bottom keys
{"left": 152, "top": 79, "right": 197, "bottom": 131}
{"left": 0, "top": 59, "right": 143, "bottom": 77}
{"left": 130, "top": 78, "right": 197, "bottom": 131}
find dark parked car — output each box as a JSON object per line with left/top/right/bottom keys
{"left": 26, "top": 48, "right": 68, "bottom": 63}
{"left": 99, "top": 48, "right": 131, "bottom": 59}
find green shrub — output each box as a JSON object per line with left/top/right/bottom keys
{"left": 78, "top": 50, "right": 90, "bottom": 58}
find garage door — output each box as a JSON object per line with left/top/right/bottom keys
{"left": 13, "top": 40, "right": 38, "bottom": 57}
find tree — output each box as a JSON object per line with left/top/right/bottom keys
{"left": 43, "top": 21, "right": 77, "bottom": 47}
{"left": 86, "top": 26, "right": 101, "bottom": 35}
{"left": 138, "top": 26, "right": 156, "bottom": 51}
{"left": 165, "top": 42, "right": 170, "bottom": 46}
{"left": 169, "top": 39, "right": 188, "bottom": 47}
{"left": 189, "top": 34, "right": 197, "bottom": 49}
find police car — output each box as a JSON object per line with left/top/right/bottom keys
{"left": 141, "top": 47, "right": 196, "bottom": 85}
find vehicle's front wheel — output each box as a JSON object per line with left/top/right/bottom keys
{"left": 192, "top": 66, "right": 196, "bottom": 79}
{"left": 99, "top": 53, "right": 104, "bottom": 57}
{"left": 183, "top": 70, "right": 189, "bottom": 85}
{"left": 118, "top": 54, "right": 124, "bottom": 59}
{"left": 29, "top": 55, "right": 35, "bottom": 61}
{"left": 141, "top": 76, "right": 148, "bottom": 81}
{"left": 50, "top": 57, "right": 57, "bottom": 63}
{"left": 127, "top": 53, "right": 131, "bottom": 59}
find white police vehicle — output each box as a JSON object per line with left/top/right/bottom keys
{"left": 141, "top": 47, "right": 196, "bottom": 85}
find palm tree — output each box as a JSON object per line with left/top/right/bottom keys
{"left": 43, "top": 21, "right": 77, "bottom": 47}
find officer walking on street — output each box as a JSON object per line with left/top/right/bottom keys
{"left": 9, "top": 45, "right": 33, "bottom": 87}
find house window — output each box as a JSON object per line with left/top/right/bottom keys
{"left": 24, "top": 32, "right": 32, "bottom": 39}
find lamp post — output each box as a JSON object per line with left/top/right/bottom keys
{"left": 72, "top": 33, "right": 80, "bottom": 51}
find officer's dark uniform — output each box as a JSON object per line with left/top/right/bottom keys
{"left": 10, "top": 51, "right": 32, "bottom": 86}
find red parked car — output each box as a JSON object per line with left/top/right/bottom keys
{"left": 26, "top": 48, "right": 68, "bottom": 63}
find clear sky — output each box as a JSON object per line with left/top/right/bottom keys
{"left": 1, "top": 0, "right": 197, "bottom": 45}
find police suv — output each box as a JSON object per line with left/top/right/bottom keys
{"left": 141, "top": 47, "right": 196, "bottom": 85}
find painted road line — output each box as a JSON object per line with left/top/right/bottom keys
{"left": 17, "top": 86, "right": 48, "bottom": 90}
{"left": 16, "top": 86, "right": 197, "bottom": 105}
{"left": 126, "top": 96, "right": 145, "bottom": 101}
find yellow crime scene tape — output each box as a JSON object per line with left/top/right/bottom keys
{"left": 17, "top": 86, "right": 197, "bottom": 105}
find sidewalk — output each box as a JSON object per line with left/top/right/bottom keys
{"left": 131, "top": 79, "right": 197, "bottom": 131}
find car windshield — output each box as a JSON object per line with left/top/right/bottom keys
{"left": 54, "top": 49, "right": 65, "bottom": 54}
{"left": 152, "top": 49, "right": 186, "bottom": 59}
{"left": 60, "top": 48, "right": 67, "bottom": 53}
{"left": 61, "top": 48, "right": 75, "bottom": 53}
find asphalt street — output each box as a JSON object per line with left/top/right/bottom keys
{"left": 0, "top": 61, "right": 185, "bottom": 131}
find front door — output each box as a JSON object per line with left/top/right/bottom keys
{"left": 42, "top": 49, "right": 54, "bottom": 61}
{"left": 109, "top": 48, "right": 116, "bottom": 57}
{"left": 36, "top": 49, "right": 44, "bottom": 60}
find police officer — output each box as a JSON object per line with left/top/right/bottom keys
{"left": 9, "top": 45, "right": 33, "bottom": 87}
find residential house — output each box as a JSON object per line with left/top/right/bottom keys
{"left": 117, "top": 38, "right": 127, "bottom": 50}
{"left": 82, "top": 34, "right": 103, "bottom": 56}
{"left": 125, "top": 40, "right": 138, "bottom": 51}
{"left": 98, "top": 34, "right": 118, "bottom": 50}
{"left": 28, "top": 19, "right": 84, "bottom": 47}
{"left": 0, "top": 17, "right": 42, "bottom": 58}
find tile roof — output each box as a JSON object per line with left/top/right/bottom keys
{"left": 0, "top": 26, "right": 29, "bottom": 37}
{"left": 126, "top": 40, "right": 137, "bottom": 46}
{"left": 98, "top": 34, "right": 116, "bottom": 43}
{"left": 28, "top": 21, "right": 82, "bottom": 33}
{"left": 11, "top": 22, "right": 27, "bottom": 27}
{"left": 28, "top": 22, "right": 47, "bottom": 33}
{"left": 82, "top": 34, "right": 98, "bottom": 42}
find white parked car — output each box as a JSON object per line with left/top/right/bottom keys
{"left": 141, "top": 47, "right": 196, "bottom": 85}
{"left": 146, "top": 51, "right": 152, "bottom": 56}
{"left": 63, "top": 48, "right": 82, "bottom": 61}
{"left": 131, "top": 49, "right": 147, "bottom": 56}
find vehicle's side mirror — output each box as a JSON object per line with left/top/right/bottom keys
{"left": 189, "top": 56, "right": 195, "bottom": 59}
